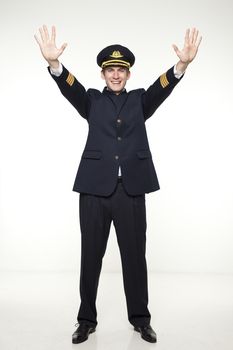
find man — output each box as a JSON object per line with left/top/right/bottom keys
{"left": 35, "top": 26, "right": 202, "bottom": 344}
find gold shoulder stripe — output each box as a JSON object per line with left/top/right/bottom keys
{"left": 66, "top": 72, "right": 75, "bottom": 86}
{"left": 160, "top": 73, "right": 169, "bottom": 88}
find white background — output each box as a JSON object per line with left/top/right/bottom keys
{"left": 0, "top": 0, "right": 233, "bottom": 274}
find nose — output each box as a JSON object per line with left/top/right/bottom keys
{"left": 113, "top": 70, "right": 119, "bottom": 79}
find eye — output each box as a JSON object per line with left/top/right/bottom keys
{"left": 120, "top": 68, "right": 127, "bottom": 73}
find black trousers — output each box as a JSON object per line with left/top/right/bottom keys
{"left": 77, "top": 178, "right": 151, "bottom": 327}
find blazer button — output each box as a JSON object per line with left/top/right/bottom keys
{"left": 117, "top": 136, "right": 122, "bottom": 141}
{"left": 117, "top": 118, "right": 122, "bottom": 124}
{"left": 115, "top": 155, "right": 119, "bottom": 160}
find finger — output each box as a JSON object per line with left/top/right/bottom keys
{"left": 172, "top": 44, "right": 180, "bottom": 55}
{"left": 185, "top": 28, "right": 190, "bottom": 45}
{"left": 51, "top": 25, "right": 56, "bottom": 43}
{"left": 196, "top": 35, "right": 202, "bottom": 48}
{"left": 172, "top": 44, "right": 178, "bottom": 52}
{"left": 43, "top": 24, "right": 49, "bottom": 41}
{"left": 193, "top": 29, "right": 199, "bottom": 44}
{"left": 34, "top": 34, "right": 41, "bottom": 46}
{"left": 39, "top": 27, "right": 46, "bottom": 42}
{"left": 59, "top": 43, "right": 68, "bottom": 55}
{"left": 190, "top": 27, "right": 196, "bottom": 44}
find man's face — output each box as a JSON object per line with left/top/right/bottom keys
{"left": 101, "top": 66, "right": 131, "bottom": 94}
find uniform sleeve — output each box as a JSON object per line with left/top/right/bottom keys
{"left": 48, "top": 64, "right": 91, "bottom": 120}
{"left": 142, "top": 65, "right": 184, "bottom": 121}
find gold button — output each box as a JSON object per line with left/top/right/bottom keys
{"left": 115, "top": 155, "right": 119, "bottom": 160}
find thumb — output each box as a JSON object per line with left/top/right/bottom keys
{"left": 59, "top": 42, "right": 68, "bottom": 55}
{"left": 172, "top": 44, "right": 179, "bottom": 54}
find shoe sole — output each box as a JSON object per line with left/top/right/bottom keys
{"left": 134, "top": 326, "right": 157, "bottom": 343}
{"left": 72, "top": 328, "right": 96, "bottom": 344}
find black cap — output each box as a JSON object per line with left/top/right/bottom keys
{"left": 97, "top": 44, "right": 135, "bottom": 69}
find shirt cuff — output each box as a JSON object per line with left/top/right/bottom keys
{"left": 49, "top": 62, "right": 63, "bottom": 76}
{"left": 173, "top": 64, "right": 184, "bottom": 79}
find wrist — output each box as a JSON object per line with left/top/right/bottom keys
{"left": 176, "top": 60, "right": 189, "bottom": 74}
{"left": 49, "top": 62, "right": 63, "bottom": 76}
{"left": 47, "top": 59, "right": 60, "bottom": 69}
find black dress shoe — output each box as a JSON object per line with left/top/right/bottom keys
{"left": 134, "top": 324, "right": 157, "bottom": 343}
{"left": 72, "top": 323, "right": 96, "bottom": 344}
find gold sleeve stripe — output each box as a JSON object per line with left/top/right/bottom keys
{"left": 160, "top": 73, "right": 169, "bottom": 88}
{"left": 66, "top": 73, "right": 75, "bottom": 86}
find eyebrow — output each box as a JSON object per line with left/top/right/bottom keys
{"left": 106, "top": 67, "right": 127, "bottom": 71}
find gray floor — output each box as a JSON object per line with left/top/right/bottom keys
{"left": 0, "top": 271, "right": 233, "bottom": 350}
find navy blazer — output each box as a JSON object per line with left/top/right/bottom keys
{"left": 49, "top": 65, "right": 183, "bottom": 196}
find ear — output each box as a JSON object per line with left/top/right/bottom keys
{"left": 101, "top": 70, "right": 105, "bottom": 80}
{"left": 127, "top": 70, "right": 131, "bottom": 80}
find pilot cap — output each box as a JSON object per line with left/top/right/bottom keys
{"left": 97, "top": 44, "right": 135, "bottom": 69}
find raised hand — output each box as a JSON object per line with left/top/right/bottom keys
{"left": 173, "top": 28, "right": 202, "bottom": 64}
{"left": 34, "top": 25, "right": 67, "bottom": 68}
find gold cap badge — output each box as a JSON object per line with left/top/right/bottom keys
{"left": 110, "top": 51, "right": 124, "bottom": 58}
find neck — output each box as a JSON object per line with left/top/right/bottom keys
{"left": 106, "top": 87, "right": 125, "bottom": 95}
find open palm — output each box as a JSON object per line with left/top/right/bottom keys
{"left": 34, "top": 25, "right": 67, "bottom": 63}
{"left": 173, "top": 28, "right": 202, "bottom": 64}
